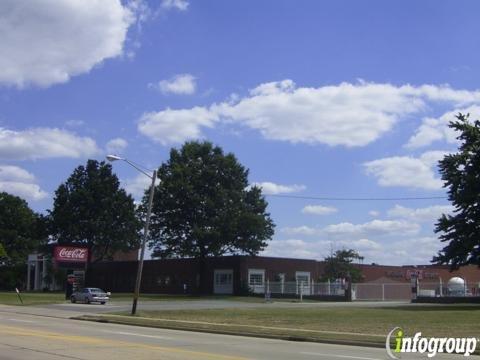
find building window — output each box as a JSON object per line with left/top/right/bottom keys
{"left": 249, "top": 273, "right": 263, "bottom": 285}
{"left": 215, "top": 272, "right": 232, "bottom": 285}
{"left": 295, "top": 271, "right": 310, "bottom": 284}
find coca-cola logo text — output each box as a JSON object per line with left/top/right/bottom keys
{"left": 54, "top": 246, "right": 88, "bottom": 262}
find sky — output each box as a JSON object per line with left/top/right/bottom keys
{"left": 1, "top": 0, "right": 479, "bottom": 265}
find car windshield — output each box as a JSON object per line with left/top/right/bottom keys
{"left": 89, "top": 288, "right": 104, "bottom": 293}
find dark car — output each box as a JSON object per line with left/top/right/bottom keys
{"left": 70, "top": 287, "right": 109, "bottom": 304}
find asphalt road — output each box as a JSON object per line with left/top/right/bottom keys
{"left": 0, "top": 305, "right": 473, "bottom": 360}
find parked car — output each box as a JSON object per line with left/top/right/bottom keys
{"left": 70, "top": 287, "right": 109, "bottom": 304}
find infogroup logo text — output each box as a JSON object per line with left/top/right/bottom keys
{"left": 386, "top": 327, "right": 478, "bottom": 358}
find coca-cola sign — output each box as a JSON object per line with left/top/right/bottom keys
{"left": 54, "top": 246, "right": 88, "bottom": 263}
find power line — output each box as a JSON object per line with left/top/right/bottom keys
{"left": 265, "top": 194, "right": 447, "bottom": 201}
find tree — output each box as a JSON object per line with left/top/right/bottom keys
{"left": 0, "top": 243, "right": 6, "bottom": 260}
{"left": 434, "top": 113, "right": 480, "bottom": 269}
{"left": 146, "top": 141, "right": 275, "bottom": 262}
{"left": 0, "top": 192, "right": 46, "bottom": 289}
{"left": 322, "top": 249, "right": 363, "bottom": 282}
{"left": 0, "top": 192, "right": 45, "bottom": 265}
{"left": 49, "top": 160, "right": 141, "bottom": 264}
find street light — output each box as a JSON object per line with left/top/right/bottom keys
{"left": 106, "top": 154, "right": 157, "bottom": 315}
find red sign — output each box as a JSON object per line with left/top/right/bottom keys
{"left": 406, "top": 269, "right": 423, "bottom": 280}
{"left": 54, "top": 246, "right": 88, "bottom": 263}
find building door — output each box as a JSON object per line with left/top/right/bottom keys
{"left": 213, "top": 269, "right": 233, "bottom": 294}
{"left": 248, "top": 269, "right": 265, "bottom": 294}
{"left": 296, "top": 271, "right": 311, "bottom": 295}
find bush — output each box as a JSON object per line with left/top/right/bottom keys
{"left": 0, "top": 264, "right": 26, "bottom": 290}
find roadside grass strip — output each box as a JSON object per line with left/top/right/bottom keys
{"left": 0, "top": 292, "right": 66, "bottom": 305}
{"left": 0, "top": 292, "right": 272, "bottom": 306}
{"left": 75, "top": 313, "right": 388, "bottom": 347}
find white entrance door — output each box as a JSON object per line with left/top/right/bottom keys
{"left": 214, "top": 269, "right": 233, "bottom": 294}
{"left": 248, "top": 269, "right": 265, "bottom": 294}
{"left": 296, "top": 271, "right": 311, "bottom": 295}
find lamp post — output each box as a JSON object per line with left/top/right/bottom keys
{"left": 106, "top": 155, "right": 157, "bottom": 315}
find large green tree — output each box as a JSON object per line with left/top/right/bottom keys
{"left": 49, "top": 160, "right": 141, "bottom": 264}
{"left": 146, "top": 141, "right": 275, "bottom": 261}
{"left": 0, "top": 192, "right": 45, "bottom": 265}
{"left": 434, "top": 113, "right": 480, "bottom": 268}
{"left": 322, "top": 249, "right": 364, "bottom": 282}
{"left": 0, "top": 192, "right": 46, "bottom": 289}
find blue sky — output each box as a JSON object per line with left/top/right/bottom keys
{"left": 1, "top": 0, "right": 479, "bottom": 265}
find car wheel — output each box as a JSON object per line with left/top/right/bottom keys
{"left": 70, "top": 296, "right": 76, "bottom": 303}
{"left": 101, "top": 302, "right": 106, "bottom": 305}
{"left": 86, "top": 298, "right": 90, "bottom": 304}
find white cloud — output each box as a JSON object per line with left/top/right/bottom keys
{"left": 263, "top": 235, "right": 442, "bottom": 265}
{"left": 262, "top": 238, "right": 381, "bottom": 262}
{"left": 251, "top": 182, "right": 306, "bottom": 195}
{"left": 302, "top": 204, "right": 337, "bottom": 215}
{"left": 386, "top": 236, "right": 443, "bottom": 265}
{"left": 161, "top": 0, "right": 189, "bottom": 11}
{"left": 324, "top": 219, "right": 421, "bottom": 237}
{"left": 106, "top": 138, "right": 128, "bottom": 155}
{"left": 282, "top": 219, "right": 420, "bottom": 238}
{"left": 139, "top": 80, "right": 480, "bottom": 146}
{"left": 0, "top": 127, "right": 100, "bottom": 160}
{"left": 364, "top": 151, "right": 448, "bottom": 190}
{"left": 151, "top": 74, "right": 196, "bottom": 95}
{"left": 122, "top": 173, "right": 151, "bottom": 199}
{"left": 262, "top": 239, "right": 330, "bottom": 259}
{"left": 138, "top": 107, "right": 218, "bottom": 145}
{"left": 406, "top": 105, "right": 480, "bottom": 149}
{"left": 281, "top": 226, "right": 320, "bottom": 236}
{"left": 368, "top": 210, "right": 380, "bottom": 217}
{"left": 387, "top": 204, "right": 454, "bottom": 222}
{"left": 348, "top": 238, "right": 382, "bottom": 251}
{"left": 0, "top": 165, "right": 48, "bottom": 201}
{"left": 0, "top": 0, "right": 139, "bottom": 88}
{"left": 65, "top": 120, "right": 85, "bottom": 128}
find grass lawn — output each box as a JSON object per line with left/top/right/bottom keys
{"left": 79, "top": 304, "right": 480, "bottom": 347}
{"left": 0, "top": 291, "right": 271, "bottom": 306}
{"left": 0, "top": 291, "right": 66, "bottom": 306}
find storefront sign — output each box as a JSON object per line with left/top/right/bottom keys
{"left": 406, "top": 269, "right": 423, "bottom": 280}
{"left": 54, "top": 246, "right": 88, "bottom": 263}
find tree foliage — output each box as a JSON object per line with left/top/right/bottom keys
{"left": 146, "top": 141, "right": 275, "bottom": 259}
{"left": 322, "top": 249, "right": 363, "bottom": 282}
{"left": 0, "top": 243, "right": 6, "bottom": 260}
{"left": 49, "top": 160, "right": 141, "bottom": 263}
{"left": 0, "top": 192, "right": 45, "bottom": 265}
{"left": 434, "top": 113, "right": 480, "bottom": 268}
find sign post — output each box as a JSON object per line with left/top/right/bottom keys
{"left": 15, "top": 288, "right": 23, "bottom": 305}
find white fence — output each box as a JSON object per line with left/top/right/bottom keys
{"left": 250, "top": 280, "right": 480, "bottom": 301}
{"left": 417, "top": 281, "right": 480, "bottom": 297}
{"left": 352, "top": 281, "right": 480, "bottom": 301}
{"left": 250, "top": 281, "right": 345, "bottom": 297}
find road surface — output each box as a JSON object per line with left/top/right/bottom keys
{"left": 0, "top": 306, "right": 471, "bottom": 360}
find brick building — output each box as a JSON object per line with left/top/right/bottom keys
{"left": 86, "top": 255, "right": 480, "bottom": 296}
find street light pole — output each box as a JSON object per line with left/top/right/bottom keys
{"left": 106, "top": 155, "right": 156, "bottom": 315}
{"left": 131, "top": 168, "right": 156, "bottom": 315}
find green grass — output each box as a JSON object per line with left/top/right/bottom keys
{"left": 79, "top": 304, "right": 480, "bottom": 347}
{"left": 0, "top": 291, "right": 66, "bottom": 305}
{"left": 0, "top": 291, "right": 273, "bottom": 306}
